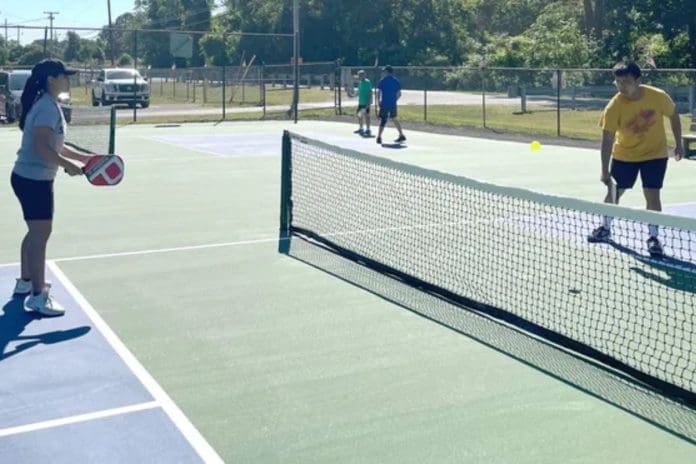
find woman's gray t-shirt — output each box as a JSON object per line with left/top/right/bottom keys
{"left": 13, "top": 93, "right": 66, "bottom": 181}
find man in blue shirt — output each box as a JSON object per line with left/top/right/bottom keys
{"left": 376, "top": 65, "right": 406, "bottom": 145}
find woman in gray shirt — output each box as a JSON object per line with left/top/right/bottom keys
{"left": 10, "top": 59, "right": 86, "bottom": 317}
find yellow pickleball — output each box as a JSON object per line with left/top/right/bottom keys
{"left": 530, "top": 140, "right": 542, "bottom": 151}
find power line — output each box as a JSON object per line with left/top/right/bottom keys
{"left": 11, "top": 24, "right": 293, "bottom": 38}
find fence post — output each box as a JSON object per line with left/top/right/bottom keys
{"left": 222, "top": 65, "right": 226, "bottom": 120}
{"left": 556, "top": 69, "right": 561, "bottom": 137}
{"left": 520, "top": 86, "right": 527, "bottom": 113}
{"left": 481, "top": 68, "right": 487, "bottom": 129}
{"left": 336, "top": 60, "right": 342, "bottom": 115}
{"left": 424, "top": 88, "right": 427, "bottom": 122}
{"left": 132, "top": 30, "right": 138, "bottom": 123}
{"left": 262, "top": 64, "right": 266, "bottom": 119}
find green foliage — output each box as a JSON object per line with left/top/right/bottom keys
{"left": 3, "top": 0, "right": 695, "bottom": 70}
{"left": 17, "top": 46, "right": 45, "bottom": 66}
{"left": 99, "top": 12, "right": 147, "bottom": 64}
{"left": 522, "top": 2, "right": 597, "bottom": 68}
{"left": 133, "top": 0, "right": 212, "bottom": 67}
{"left": 118, "top": 53, "right": 134, "bottom": 66}
{"left": 64, "top": 31, "right": 82, "bottom": 63}
{"left": 199, "top": 33, "right": 240, "bottom": 66}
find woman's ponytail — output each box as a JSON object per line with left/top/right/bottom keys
{"left": 18, "top": 70, "right": 47, "bottom": 131}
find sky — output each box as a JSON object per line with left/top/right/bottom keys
{"left": 1, "top": 0, "right": 138, "bottom": 45}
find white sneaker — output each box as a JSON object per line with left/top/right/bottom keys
{"left": 25, "top": 288, "right": 65, "bottom": 317}
{"left": 13, "top": 278, "right": 33, "bottom": 296}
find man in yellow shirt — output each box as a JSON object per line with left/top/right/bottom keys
{"left": 588, "top": 62, "right": 683, "bottom": 257}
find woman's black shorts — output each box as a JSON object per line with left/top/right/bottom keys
{"left": 11, "top": 172, "right": 54, "bottom": 221}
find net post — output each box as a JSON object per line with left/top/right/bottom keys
{"left": 278, "top": 130, "right": 292, "bottom": 253}
{"left": 109, "top": 105, "right": 116, "bottom": 154}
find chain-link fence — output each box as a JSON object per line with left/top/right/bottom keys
{"left": 4, "top": 34, "right": 696, "bottom": 137}
{"left": 337, "top": 66, "right": 696, "bottom": 140}
{"left": 58, "top": 62, "right": 338, "bottom": 123}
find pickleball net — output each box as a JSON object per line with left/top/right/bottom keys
{"left": 278, "top": 130, "right": 696, "bottom": 406}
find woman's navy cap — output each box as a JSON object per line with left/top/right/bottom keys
{"left": 35, "top": 59, "right": 78, "bottom": 76}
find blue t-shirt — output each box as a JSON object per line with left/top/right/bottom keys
{"left": 377, "top": 75, "right": 401, "bottom": 108}
{"left": 13, "top": 93, "right": 66, "bottom": 181}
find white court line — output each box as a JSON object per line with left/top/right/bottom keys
{"left": 0, "top": 236, "right": 281, "bottom": 267}
{"left": 1, "top": 218, "right": 508, "bottom": 266}
{"left": 665, "top": 201, "right": 696, "bottom": 208}
{"left": 147, "top": 135, "right": 226, "bottom": 158}
{"left": 55, "top": 236, "right": 281, "bottom": 263}
{"left": 48, "top": 261, "right": 224, "bottom": 463}
{"left": 0, "top": 402, "right": 158, "bottom": 438}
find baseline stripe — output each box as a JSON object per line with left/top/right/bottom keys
{"left": 0, "top": 402, "right": 158, "bottom": 438}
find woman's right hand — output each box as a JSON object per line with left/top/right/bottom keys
{"left": 63, "top": 162, "right": 83, "bottom": 177}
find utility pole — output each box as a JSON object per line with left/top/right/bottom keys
{"left": 107, "top": 0, "right": 115, "bottom": 66}
{"left": 43, "top": 11, "right": 59, "bottom": 42}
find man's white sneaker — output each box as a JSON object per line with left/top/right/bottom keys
{"left": 13, "top": 278, "right": 33, "bottom": 296}
{"left": 25, "top": 290, "right": 65, "bottom": 317}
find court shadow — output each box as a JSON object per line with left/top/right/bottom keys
{"left": 607, "top": 242, "right": 696, "bottom": 295}
{"left": 380, "top": 143, "right": 407, "bottom": 149}
{"left": 0, "top": 299, "right": 91, "bottom": 362}
{"left": 285, "top": 236, "right": 696, "bottom": 444}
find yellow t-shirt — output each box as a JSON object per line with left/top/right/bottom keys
{"left": 599, "top": 85, "right": 675, "bottom": 162}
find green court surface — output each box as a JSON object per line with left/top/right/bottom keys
{"left": 1, "top": 120, "right": 695, "bottom": 462}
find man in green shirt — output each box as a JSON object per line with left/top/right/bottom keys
{"left": 355, "top": 70, "right": 373, "bottom": 136}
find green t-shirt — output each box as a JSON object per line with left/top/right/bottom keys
{"left": 358, "top": 78, "right": 373, "bottom": 106}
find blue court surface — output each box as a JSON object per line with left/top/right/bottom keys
{"left": 153, "top": 132, "right": 410, "bottom": 158}
{"left": 0, "top": 263, "right": 222, "bottom": 463}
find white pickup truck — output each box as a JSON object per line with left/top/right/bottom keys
{"left": 91, "top": 68, "right": 150, "bottom": 108}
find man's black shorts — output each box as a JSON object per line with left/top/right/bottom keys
{"left": 379, "top": 106, "right": 397, "bottom": 120}
{"left": 611, "top": 157, "right": 668, "bottom": 190}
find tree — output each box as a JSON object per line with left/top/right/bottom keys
{"left": 135, "top": 0, "right": 213, "bottom": 67}
{"left": 646, "top": 0, "right": 696, "bottom": 66}
{"left": 0, "top": 36, "right": 7, "bottom": 65}
{"left": 522, "top": 2, "right": 597, "bottom": 68}
{"left": 118, "top": 53, "right": 134, "bottom": 66}
{"left": 64, "top": 31, "right": 81, "bottom": 63}
{"left": 100, "top": 12, "right": 147, "bottom": 65}
{"left": 582, "top": 0, "right": 605, "bottom": 37}
{"left": 18, "top": 46, "right": 46, "bottom": 65}
{"left": 199, "top": 33, "right": 238, "bottom": 65}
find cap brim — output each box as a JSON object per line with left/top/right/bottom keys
{"left": 63, "top": 68, "right": 78, "bottom": 75}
